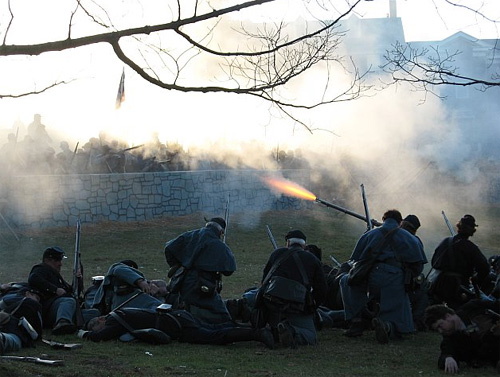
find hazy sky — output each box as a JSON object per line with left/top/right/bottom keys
{"left": 0, "top": 0, "right": 498, "bottom": 151}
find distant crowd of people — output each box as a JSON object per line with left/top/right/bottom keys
{"left": 1, "top": 211, "right": 499, "bottom": 374}
{"left": 0, "top": 114, "right": 309, "bottom": 175}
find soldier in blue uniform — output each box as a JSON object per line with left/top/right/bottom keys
{"left": 91, "top": 260, "right": 164, "bottom": 314}
{"left": 340, "top": 209, "right": 426, "bottom": 343}
{"left": 164, "top": 217, "right": 236, "bottom": 324}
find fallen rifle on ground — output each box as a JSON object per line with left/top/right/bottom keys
{"left": 1, "top": 355, "right": 64, "bottom": 366}
{"left": 42, "top": 338, "right": 83, "bottom": 350}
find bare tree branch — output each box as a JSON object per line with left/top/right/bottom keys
{"left": 0, "top": 0, "right": 371, "bottom": 129}
{"left": 382, "top": 1, "right": 499, "bottom": 96}
{"left": 0, "top": 80, "right": 75, "bottom": 99}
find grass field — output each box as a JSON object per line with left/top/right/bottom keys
{"left": 1, "top": 208, "right": 499, "bottom": 376}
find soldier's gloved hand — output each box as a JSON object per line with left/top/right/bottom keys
{"left": 77, "top": 329, "right": 89, "bottom": 339}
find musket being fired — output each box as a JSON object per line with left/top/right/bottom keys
{"left": 315, "top": 198, "right": 381, "bottom": 227}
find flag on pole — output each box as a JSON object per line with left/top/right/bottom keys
{"left": 115, "top": 69, "right": 125, "bottom": 109}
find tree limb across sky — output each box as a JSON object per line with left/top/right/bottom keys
{"left": 0, "top": 0, "right": 373, "bottom": 130}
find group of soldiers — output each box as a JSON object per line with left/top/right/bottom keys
{"left": 0, "top": 115, "right": 309, "bottom": 176}
{"left": 1, "top": 211, "right": 499, "bottom": 374}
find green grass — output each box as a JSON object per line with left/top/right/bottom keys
{"left": 1, "top": 208, "right": 499, "bottom": 376}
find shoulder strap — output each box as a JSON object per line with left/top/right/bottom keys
{"left": 5, "top": 297, "right": 26, "bottom": 317}
{"left": 262, "top": 248, "right": 297, "bottom": 286}
{"left": 371, "top": 227, "right": 398, "bottom": 258}
{"left": 109, "top": 310, "right": 135, "bottom": 333}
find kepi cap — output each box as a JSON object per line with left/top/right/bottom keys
{"left": 43, "top": 246, "right": 66, "bottom": 261}
{"left": 403, "top": 214, "right": 420, "bottom": 230}
{"left": 210, "top": 217, "right": 226, "bottom": 230}
{"left": 460, "top": 214, "right": 477, "bottom": 228}
{"left": 285, "top": 229, "right": 307, "bottom": 242}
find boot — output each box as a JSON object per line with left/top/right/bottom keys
{"left": 223, "top": 327, "right": 274, "bottom": 349}
{"left": 254, "top": 328, "right": 275, "bottom": 349}
{"left": 225, "top": 299, "right": 240, "bottom": 321}
{"left": 372, "top": 317, "right": 391, "bottom": 344}
{"left": 277, "top": 321, "right": 297, "bottom": 349}
{"left": 343, "top": 318, "right": 369, "bottom": 337}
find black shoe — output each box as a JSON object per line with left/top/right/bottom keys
{"left": 277, "top": 322, "right": 297, "bottom": 349}
{"left": 225, "top": 299, "right": 240, "bottom": 321}
{"left": 0, "top": 333, "right": 4, "bottom": 355}
{"left": 257, "top": 328, "right": 275, "bottom": 349}
{"left": 372, "top": 318, "right": 390, "bottom": 344}
{"left": 343, "top": 319, "right": 366, "bottom": 337}
{"left": 52, "top": 319, "right": 77, "bottom": 335}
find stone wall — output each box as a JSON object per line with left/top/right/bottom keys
{"left": 0, "top": 170, "right": 310, "bottom": 229}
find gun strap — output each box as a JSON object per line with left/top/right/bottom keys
{"left": 109, "top": 311, "right": 136, "bottom": 333}
{"left": 367, "top": 227, "right": 396, "bottom": 261}
{"left": 261, "top": 248, "right": 297, "bottom": 287}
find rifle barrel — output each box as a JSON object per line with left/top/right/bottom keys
{"left": 441, "top": 210, "right": 456, "bottom": 236}
{"left": 72, "top": 219, "right": 81, "bottom": 299}
{"left": 329, "top": 254, "right": 342, "bottom": 268}
{"left": 360, "top": 184, "right": 373, "bottom": 230}
{"left": 315, "top": 198, "right": 381, "bottom": 227}
{"left": 265, "top": 225, "right": 278, "bottom": 250}
{"left": 223, "top": 194, "right": 230, "bottom": 244}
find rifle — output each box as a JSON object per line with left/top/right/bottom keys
{"left": 42, "top": 339, "right": 82, "bottom": 350}
{"left": 69, "top": 141, "right": 79, "bottom": 168}
{"left": 315, "top": 198, "right": 382, "bottom": 227}
{"left": 441, "top": 210, "right": 456, "bottom": 236}
{"left": 223, "top": 194, "right": 230, "bottom": 244}
{"left": 360, "top": 183, "right": 373, "bottom": 231}
{"left": 329, "top": 254, "right": 342, "bottom": 268}
{"left": 265, "top": 224, "right": 278, "bottom": 250}
{"left": 72, "top": 219, "right": 84, "bottom": 327}
{"left": 1, "top": 356, "right": 64, "bottom": 366}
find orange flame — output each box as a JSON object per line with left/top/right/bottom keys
{"left": 263, "top": 177, "right": 317, "bottom": 201}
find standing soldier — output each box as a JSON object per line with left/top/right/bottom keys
{"left": 164, "top": 218, "right": 236, "bottom": 324}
